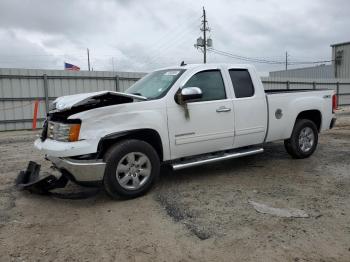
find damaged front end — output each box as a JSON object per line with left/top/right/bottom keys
{"left": 16, "top": 160, "right": 102, "bottom": 199}
{"left": 17, "top": 91, "right": 143, "bottom": 196}
{"left": 49, "top": 90, "right": 146, "bottom": 117}
{"left": 16, "top": 156, "right": 106, "bottom": 196}
{"left": 16, "top": 161, "right": 68, "bottom": 195}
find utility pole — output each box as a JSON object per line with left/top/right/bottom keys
{"left": 202, "top": 7, "right": 207, "bottom": 63}
{"left": 194, "top": 7, "right": 212, "bottom": 63}
{"left": 285, "top": 51, "right": 288, "bottom": 71}
{"left": 87, "top": 48, "right": 91, "bottom": 71}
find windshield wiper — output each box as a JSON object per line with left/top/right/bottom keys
{"left": 129, "top": 92, "right": 148, "bottom": 100}
{"left": 131, "top": 92, "right": 143, "bottom": 96}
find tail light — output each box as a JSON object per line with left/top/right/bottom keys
{"left": 332, "top": 94, "right": 337, "bottom": 113}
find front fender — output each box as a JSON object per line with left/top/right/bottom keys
{"left": 70, "top": 101, "right": 170, "bottom": 160}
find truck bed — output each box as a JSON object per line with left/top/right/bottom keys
{"left": 264, "top": 88, "right": 334, "bottom": 143}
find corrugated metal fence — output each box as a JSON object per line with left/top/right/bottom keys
{"left": 1, "top": 68, "right": 349, "bottom": 131}
{"left": 0, "top": 68, "right": 145, "bottom": 131}
{"left": 261, "top": 76, "right": 350, "bottom": 106}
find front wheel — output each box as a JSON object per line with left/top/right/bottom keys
{"left": 103, "top": 139, "right": 160, "bottom": 199}
{"left": 284, "top": 119, "right": 318, "bottom": 159}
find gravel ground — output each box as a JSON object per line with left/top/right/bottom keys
{"left": 0, "top": 109, "right": 349, "bottom": 262}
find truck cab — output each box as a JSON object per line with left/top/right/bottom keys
{"left": 165, "top": 64, "right": 267, "bottom": 159}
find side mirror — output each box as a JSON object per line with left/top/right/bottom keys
{"left": 180, "top": 87, "right": 202, "bottom": 102}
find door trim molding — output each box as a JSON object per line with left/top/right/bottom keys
{"left": 235, "top": 126, "right": 265, "bottom": 136}
{"left": 175, "top": 131, "right": 234, "bottom": 145}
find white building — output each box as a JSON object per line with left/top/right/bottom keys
{"left": 269, "top": 64, "right": 333, "bottom": 79}
{"left": 332, "top": 41, "right": 350, "bottom": 78}
{"left": 269, "top": 41, "right": 350, "bottom": 79}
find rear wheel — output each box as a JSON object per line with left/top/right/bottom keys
{"left": 103, "top": 139, "right": 160, "bottom": 199}
{"left": 284, "top": 119, "right": 318, "bottom": 159}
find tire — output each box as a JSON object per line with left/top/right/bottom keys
{"left": 103, "top": 139, "right": 160, "bottom": 199}
{"left": 284, "top": 119, "right": 318, "bottom": 159}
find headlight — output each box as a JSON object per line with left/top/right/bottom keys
{"left": 47, "top": 121, "right": 81, "bottom": 142}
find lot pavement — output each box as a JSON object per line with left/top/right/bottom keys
{"left": 0, "top": 109, "right": 349, "bottom": 262}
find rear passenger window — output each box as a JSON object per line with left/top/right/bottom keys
{"left": 183, "top": 70, "right": 226, "bottom": 102}
{"left": 229, "top": 69, "right": 255, "bottom": 98}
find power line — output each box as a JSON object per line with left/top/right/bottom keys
{"left": 210, "top": 49, "right": 283, "bottom": 64}
{"left": 145, "top": 21, "right": 198, "bottom": 68}
{"left": 209, "top": 48, "right": 285, "bottom": 64}
{"left": 209, "top": 48, "right": 333, "bottom": 66}
{"left": 288, "top": 59, "right": 333, "bottom": 65}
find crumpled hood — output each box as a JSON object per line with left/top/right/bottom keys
{"left": 51, "top": 91, "right": 147, "bottom": 112}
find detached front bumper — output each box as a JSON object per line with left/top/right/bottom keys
{"left": 47, "top": 156, "right": 106, "bottom": 182}
{"left": 16, "top": 157, "right": 106, "bottom": 195}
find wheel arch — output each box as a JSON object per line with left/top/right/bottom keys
{"left": 97, "top": 129, "right": 164, "bottom": 161}
{"left": 295, "top": 109, "right": 322, "bottom": 132}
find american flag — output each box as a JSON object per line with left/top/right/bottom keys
{"left": 64, "top": 62, "right": 80, "bottom": 71}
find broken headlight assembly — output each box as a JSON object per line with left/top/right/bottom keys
{"left": 49, "top": 101, "right": 57, "bottom": 112}
{"left": 47, "top": 121, "right": 81, "bottom": 142}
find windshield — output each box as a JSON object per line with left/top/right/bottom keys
{"left": 126, "top": 69, "right": 185, "bottom": 99}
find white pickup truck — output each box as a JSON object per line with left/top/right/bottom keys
{"left": 18, "top": 64, "right": 337, "bottom": 198}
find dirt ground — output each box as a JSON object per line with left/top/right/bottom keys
{"left": 0, "top": 109, "right": 349, "bottom": 262}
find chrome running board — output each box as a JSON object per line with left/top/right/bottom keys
{"left": 171, "top": 147, "right": 264, "bottom": 171}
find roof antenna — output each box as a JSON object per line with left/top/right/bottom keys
{"left": 180, "top": 61, "right": 186, "bottom": 66}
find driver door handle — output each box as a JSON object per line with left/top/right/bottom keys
{"left": 216, "top": 106, "right": 232, "bottom": 113}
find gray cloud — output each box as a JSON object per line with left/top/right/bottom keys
{"left": 0, "top": 0, "right": 348, "bottom": 74}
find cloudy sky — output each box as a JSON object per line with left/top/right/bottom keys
{"left": 0, "top": 0, "right": 348, "bottom": 74}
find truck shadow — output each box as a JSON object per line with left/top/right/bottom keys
{"left": 159, "top": 142, "right": 290, "bottom": 182}
{"left": 14, "top": 142, "right": 301, "bottom": 206}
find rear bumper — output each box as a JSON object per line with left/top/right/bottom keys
{"left": 47, "top": 156, "right": 106, "bottom": 182}
{"left": 330, "top": 117, "right": 336, "bottom": 129}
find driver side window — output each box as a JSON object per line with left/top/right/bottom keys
{"left": 183, "top": 70, "right": 226, "bottom": 102}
